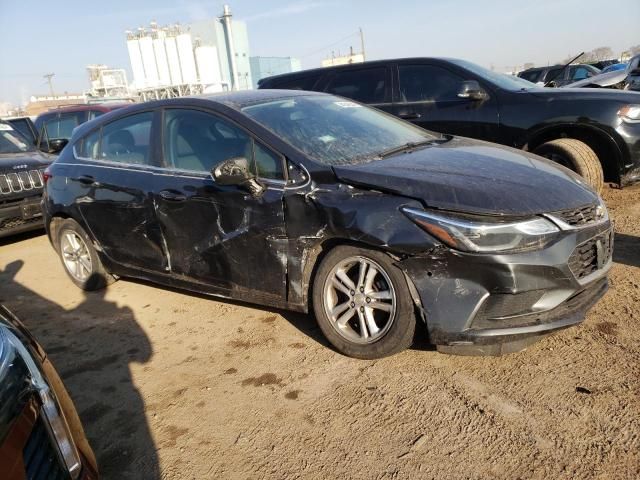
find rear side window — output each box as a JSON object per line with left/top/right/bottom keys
{"left": 99, "top": 112, "right": 153, "bottom": 165}
{"left": 544, "top": 67, "right": 564, "bottom": 83}
{"left": 270, "top": 74, "right": 322, "bottom": 91}
{"left": 78, "top": 129, "right": 101, "bottom": 159}
{"left": 398, "top": 65, "right": 465, "bottom": 102}
{"left": 519, "top": 70, "right": 541, "bottom": 83}
{"left": 44, "top": 112, "right": 86, "bottom": 140}
{"left": 325, "top": 68, "right": 388, "bottom": 104}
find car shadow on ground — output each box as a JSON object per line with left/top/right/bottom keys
{"left": 0, "top": 228, "right": 45, "bottom": 247}
{"left": 0, "top": 261, "right": 160, "bottom": 480}
{"left": 126, "top": 277, "right": 436, "bottom": 355}
{"left": 613, "top": 233, "right": 640, "bottom": 268}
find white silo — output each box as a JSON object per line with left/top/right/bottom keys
{"left": 176, "top": 33, "right": 198, "bottom": 84}
{"left": 139, "top": 34, "right": 159, "bottom": 87}
{"left": 153, "top": 32, "right": 171, "bottom": 86}
{"left": 195, "top": 46, "right": 222, "bottom": 87}
{"left": 164, "top": 35, "right": 183, "bottom": 85}
{"left": 126, "top": 38, "right": 146, "bottom": 89}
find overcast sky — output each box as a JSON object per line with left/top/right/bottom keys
{"left": 1, "top": 0, "right": 638, "bottom": 105}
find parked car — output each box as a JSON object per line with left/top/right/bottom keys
{"left": 34, "top": 103, "right": 128, "bottom": 154}
{"left": 0, "top": 121, "right": 52, "bottom": 238}
{"left": 259, "top": 57, "right": 640, "bottom": 191}
{"left": 43, "top": 91, "right": 612, "bottom": 358}
{"left": 4, "top": 116, "right": 38, "bottom": 146}
{"left": 516, "top": 63, "right": 600, "bottom": 86}
{"left": 0, "top": 304, "right": 99, "bottom": 479}
{"left": 601, "top": 63, "right": 627, "bottom": 74}
{"left": 565, "top": 54, "right": 640, "bottom": 90}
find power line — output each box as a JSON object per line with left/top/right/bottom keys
{"left": 298, "top": 31, "right": 361, "bottom": 59}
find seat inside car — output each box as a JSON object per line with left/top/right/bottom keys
{"left": 170, "top": 117, "right": 252, "bottom": 173}
{"left": 104, "top": 130, "right": 146, "bottom": 164}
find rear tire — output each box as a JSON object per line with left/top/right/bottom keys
{"left": 312, "top": 245, "right": 416, "bottom": 359}
{"left": 533, "top": 138, "right": 604, "bottom": 194}
{"left": 57, "top": 218, "right": 115, "bottom": 291}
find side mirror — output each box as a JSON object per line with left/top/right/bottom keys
{"left": 48, "top": 138, "right": 69, "bottom": 154}
{"left": 212, "top": 157, "right": 265, "bottom": 196}
{"left": 457, "top": 81, "right": 489, "bottom": 101}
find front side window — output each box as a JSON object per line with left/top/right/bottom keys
{"left": 325, "top": 68, "right": 388, "bottom": 104}
{"left": 242, "top": 95, "right": 438, "bottom": 166}
{"left": 570, "top": 66, "right": 593, "bottom": 81}
{"left": 399, "top": 65, "right": 465, "bottom": 102}
{"left": 254, "top": 142, "right": 284, "bottom": 180}
{"left": 163, "top": 109, "right": 252, "bottom": 173}
{"left": 99, "top": 112, "right": 153, "bottom": 165}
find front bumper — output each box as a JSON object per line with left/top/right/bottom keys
{"left": 399, "top": 222, "right": 612, "bottom": 355}
{"left": 0, "top": 195, "right": 44, "bottom": 238}
{"left": 617, "top": 120, "right": 640, "bottom": 186}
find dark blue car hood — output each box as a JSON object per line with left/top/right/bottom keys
{"left": 332, "top": 137, "right": 599, "bottom": 216}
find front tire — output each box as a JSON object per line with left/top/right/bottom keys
{"left": 533, "top": 138, "right": 604, "bottom": 193}
{"left": 312, "top": 246, "right": 416, "bottom": 359}
{"left": 57, "top": 218, "right": 115, "bottom": 291}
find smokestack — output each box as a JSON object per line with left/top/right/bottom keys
{"left": 221, "top": 4, "right": 240, "bottom": 91}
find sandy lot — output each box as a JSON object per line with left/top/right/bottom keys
{"left": 1, "top": 185, "right": 639, "bottom": 480}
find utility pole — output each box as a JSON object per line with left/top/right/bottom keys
{"left": 359, "top": 27, "right": 366, "bottom": 61}
{"left": 43, "top": 73, "right": 55, "bottom": 97}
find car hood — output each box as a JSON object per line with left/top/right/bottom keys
{"left": 332, "top": 137, "right": 598, "bottom": 216}
{"left": 0, "top": 150, "right": 52, "bottom": 173}
{"left": 564, "top": 70, "right": 628, "bottom": 88}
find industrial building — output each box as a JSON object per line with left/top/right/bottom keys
{"left": 249, "top": 57, "right": 301, "bottom": 89}
{"left": 125, "top": 4, "right": 253, "bottom": 101}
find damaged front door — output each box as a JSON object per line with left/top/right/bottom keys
{"left": 154, "top": 108, "right": 288, "bottom": 303}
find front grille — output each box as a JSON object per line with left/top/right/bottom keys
{"left": 0, "top": 215, "right": 42, "bottom": 231}
{"left": 553, "top": 204, "right": 599, "bottom": 227}
{"left": 568, "top": 230, "right": 614, "bottom": 280}
{"left": 23, "top": 416, "right": 70, "bottom": 480}
{"left": 0, "top": 169, "right": 44, "bottom": 195}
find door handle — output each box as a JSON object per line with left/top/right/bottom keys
{"left": 159, "top": 190, "right": 187, "bottom": 202}
{"left": 398, "top": 112, "right": 422, "bottom": 120}
{"left": 74, "top": 175, "right": 100, "bottom": 187}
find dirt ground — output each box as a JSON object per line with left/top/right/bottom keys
{"left": 1, "top": 184, "right": 639, "bottom": 480}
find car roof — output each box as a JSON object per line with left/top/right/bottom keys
{"left": 69, "top": 90, "right": 328, "bottom": 140}
{"left": 39, "top": 103, "right": 131, "bottom": 116}
{"left": 258, "top": 57, "right": 471, "bottom": 85}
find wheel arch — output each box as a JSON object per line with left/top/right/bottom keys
{"left": 524, "top": 124, "right": 625, "bottom": 183}
{"left": 298, "top": 238, "right": 426, "bottom": 323}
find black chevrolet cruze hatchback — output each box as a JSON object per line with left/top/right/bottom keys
{"left": 42, "top": 91, "right": 612, "bottom": 358}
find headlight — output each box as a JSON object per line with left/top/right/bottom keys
{"left": 0, "top": 324, "right": 82, "bottom": 479}
{"left": 618, "top": 105, "right": 640, "bottom": 123}
{"left": 402, "top": 208, "right": 560, "bottom": 253}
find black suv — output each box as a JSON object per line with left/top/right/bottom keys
{"left": 259, "top": 58, "right": 640, "bottom": 191}
{"left": 0, "top": 121, "right": 51, "bottom": 237}
{"left": 517, "top": 64, "right": 601, "bottom": 86}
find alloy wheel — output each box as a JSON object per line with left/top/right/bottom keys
{"left": 61, "top": 231, "right": 93, "bottom": 282}
{"left": 323, "top": 256, "right": 397, "bottom": 344}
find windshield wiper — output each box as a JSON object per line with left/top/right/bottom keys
{"left": 377, "top": 139, "right": 437, "bottom": 159}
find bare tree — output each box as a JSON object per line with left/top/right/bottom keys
{"left": 630, "top": 45, "right": 640, "bottom": 56}
{"left": 523, "top": 62, "right": 535, "bottom": 70}
{"left": 591, "top": 46, "right": 614, "bottom": 61}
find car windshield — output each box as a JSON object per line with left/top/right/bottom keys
{"left": 0, "top": 123, "right": 34, "bottom": 154}
{"left": 241, "top": 95, "right": 439, "bottom": 166}
{"left": 450, "top": 59, "right": 538, "bottom": 90}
